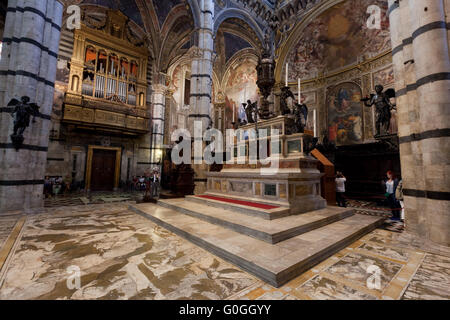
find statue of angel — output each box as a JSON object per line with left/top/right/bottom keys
{"left": 280, "top": 87, "right": 295, "bottom": 115}
{"left": 293, "top": 102, "right": 309, "bottom": 134}
{"left": 361, "top": 85, "right": 396, "bottom": 136}
{"left": 8, "top": 96, "right": 40, "bottom": 136}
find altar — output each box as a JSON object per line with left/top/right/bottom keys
{"left": 205, "top": 116, "right": 327, "bottom": 216}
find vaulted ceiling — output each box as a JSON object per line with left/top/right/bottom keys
{"left": 59, "top": 0, "right": 322, "bottom": 73}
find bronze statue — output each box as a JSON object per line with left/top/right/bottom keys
{"left": 244, "top": 100, "right": 258, "bottom": 124}
{"left": 362, "top": 85, "right": 396, "bottom": 136}
{"left": 293, "top": 102, "right": 309, "bottom": 134}
{"left": 8, "top": 96, "right": 40, "bottom": 150}
{"left": 280, "top": 87, "right": 295, "bottom": 115}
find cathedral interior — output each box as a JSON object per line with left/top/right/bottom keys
{"left": 0, "top": 0, "right": 448, "bottom": 301}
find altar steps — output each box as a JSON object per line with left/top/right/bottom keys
{"left": 185, "top": 193, "right": 291, "bottom": 220}
{"left": 158, "top": 198, "right": 354, "bottom": 244}
{"left": 130, "top": 200, "right": 384, "bottom": 287}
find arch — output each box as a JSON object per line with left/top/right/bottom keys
{"left": 214, "top": 8, "right": 265, "bottom": 45}
{"left": 186, "top": 0, "right": 201, "bottom": 28}
{"left": 221, "top": 49, "right": 259, "bottom": 90}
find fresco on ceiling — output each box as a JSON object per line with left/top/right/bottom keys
{"left": 152, "top": 0, "right": 183, "bottom": 27}
{"left": 224, "top": 33, "right": 252, "bottom": 62}
{"left": 327, "top": 82, "right": 363, "bottom": 146}
{"left": 80, "top": 0, "right": 144, "bottom": 27}
{"left": 286, "top": 0, "right": 391, "bottom": 80}
{"left": 224, "top": 59, "right": 259, "bottom": 130}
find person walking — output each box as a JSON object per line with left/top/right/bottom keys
{"left": 335, "top": 171, "right": 347, "bottom": 208}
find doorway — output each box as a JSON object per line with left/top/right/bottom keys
{"left": 86, "top": 146, "right": 121, "bottom": 191}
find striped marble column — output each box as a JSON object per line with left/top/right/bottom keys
{"left": 188, "top": 0, "right": 214, "bottom": 194}
{"left": 0, "top": 0, "right": 63, "bottom": 212}
{"left": 389, "top": 0, "right": 450, "bottom": 245}
{"left": 148, "top": 83, "right": 167, "bottom": 172}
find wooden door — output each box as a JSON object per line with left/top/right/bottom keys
{"left": 91, "top": 149, "right": 117, "bottom": 191}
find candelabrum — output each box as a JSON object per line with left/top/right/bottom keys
{"left": 256, "top": 53, "right": 276, "bottom": 120}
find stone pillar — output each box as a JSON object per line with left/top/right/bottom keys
{"left": 388, "top": 0, "right": 450, "bottom": 245}
{"left": 148, "top": 82, "right": 167, "bottom": 172}
{"left": 0, "top": 0, "right": 63, "bottom": 213}
{"left": 188, "top": 0, "right": 214, "bottom": 194}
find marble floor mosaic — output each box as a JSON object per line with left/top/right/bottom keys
{"left": 0, "top": 203, "right": 448, "bottom": 300}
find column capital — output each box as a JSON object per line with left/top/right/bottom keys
{"left": 152, "top": 84, "right": 167, "bottom": 95}
{"left": 187, "top": 46, "right": 205, "bottom": 59}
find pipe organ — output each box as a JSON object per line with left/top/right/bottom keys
{"left": 64, "top": 10, "right": 149, "bottom": 134}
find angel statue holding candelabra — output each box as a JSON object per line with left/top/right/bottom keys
{"left": 7, "top": 96, "right": 40, "bottom": 150}
{"left": 361, "top": 85, "right": 396, "bottom": 137}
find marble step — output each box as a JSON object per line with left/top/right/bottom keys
{"left": 185, "top": 194, "right": 291, "bottom": 220}
{"left": 158, "top": 198, "right": 354, "bottom": 244}
{"left": 130, "top": 203, "right": 385, "bottom": 287}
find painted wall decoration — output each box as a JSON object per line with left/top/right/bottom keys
{"left": 327, "top": 82, "right": 363, "bottom": 146}
{"left": 168, "top": 62, "right": 191, "bottom": 142}
{"left": 373, "top": 66, "right": 394, "bottom": 87}
{"left": 300, "top": 91, "right": 316, "bottom": 105}
{"left": 224, "top": 58, "right": 259, "bottom": 129}
{"left": 286, "top": 0, "right": 391, "bottom": 81}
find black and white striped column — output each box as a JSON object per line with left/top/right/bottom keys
{"left": 0, "top": 0, "right": 63, "bottom": 212}
{"left": 389, "top": 0, "right": 450, "bottom": 245}
{"left": 148, "top": 83, "right": 166, "bottom": 172}
{"left": 188, "top": 0, "right": 214, "bottom": 194}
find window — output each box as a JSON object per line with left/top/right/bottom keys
{"left": 82, "top": 46, "right": 140, "bottom": 106}
{"left": 184, "top": 78, "right": 191, "bottom": 106}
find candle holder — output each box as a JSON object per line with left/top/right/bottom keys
{"left": 256, "top": 52, "right": 276, "bottom": 120}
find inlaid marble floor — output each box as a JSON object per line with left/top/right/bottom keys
{"left": 0, "top": 203, "right": 448, "bottom": 300}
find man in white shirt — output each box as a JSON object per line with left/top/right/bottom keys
{"left": 335, "top": 171, "right": 347, "bottom": 207}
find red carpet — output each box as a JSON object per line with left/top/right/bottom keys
{"left": 196, "top": 195, "right": 279, "bottom": 210}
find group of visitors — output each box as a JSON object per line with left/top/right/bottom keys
{"left": 335, "top": 170, "right": 404, "bottom": 222}
{"left": 129, "top": 168, "right": 161, "bottom": 198}
{"left": 44, "top": 175, "right": 72, "bottom": 198}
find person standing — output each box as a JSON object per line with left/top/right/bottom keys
{"left": 384, "top": 171, "right": 400, "bottom": 221}
{"left": 44, "top": 176, "right": 53, "bottom": 198}
{"left": 396, "top": 179, "right": 405, "bottom": 223}
{"left": 151, "top": 169, "right": 160, "bottom": 198}
{"left": 335, "top": 171, "right": 347, "bottom": 208}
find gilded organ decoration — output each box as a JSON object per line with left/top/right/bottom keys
{"left": 64, "top": 10, "right": 149, "bottom": 134}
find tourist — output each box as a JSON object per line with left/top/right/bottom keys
{"left": 63, "top": 174, "right": 72, "bottom": 195}
{"left": 151, "top": 169, "right": 160, "bottom": 198}
{"left": 384, "top": 171, "right": 400, "bottom": 221}
{"left": 44, "top": 176, "right": 53, "bottom": 198}
{"left": 335, "top": 171, "right": 347, "bottom": 208}
{"left": 53, "top": 176, "right": 63, "bottom": 196}
{"left": 396, "top": 179, "right": 405, "bottom": 222}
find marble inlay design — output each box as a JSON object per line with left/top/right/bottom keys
{"left": 230, "top": 182, "right": 252, "bottom": 194}
{"left": 0, "top": 205, "right": 257, "bottom": 300}
{"left": 0, "top": 216, "right": 21, "bottom": 249}
{"left": 0, "top": 203, "right": 448, "bottom": 300}
{"left": 358, "top": 243, "right": 410, "bottom": 262}
{"left": 402, "top": 254, "right": 450, "bottom": 300}
{"left": 297, "top": 275, "right": 377, "bottom": 300}
{"left": 325, "top": 253, "right": 403, "bottom": 291}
